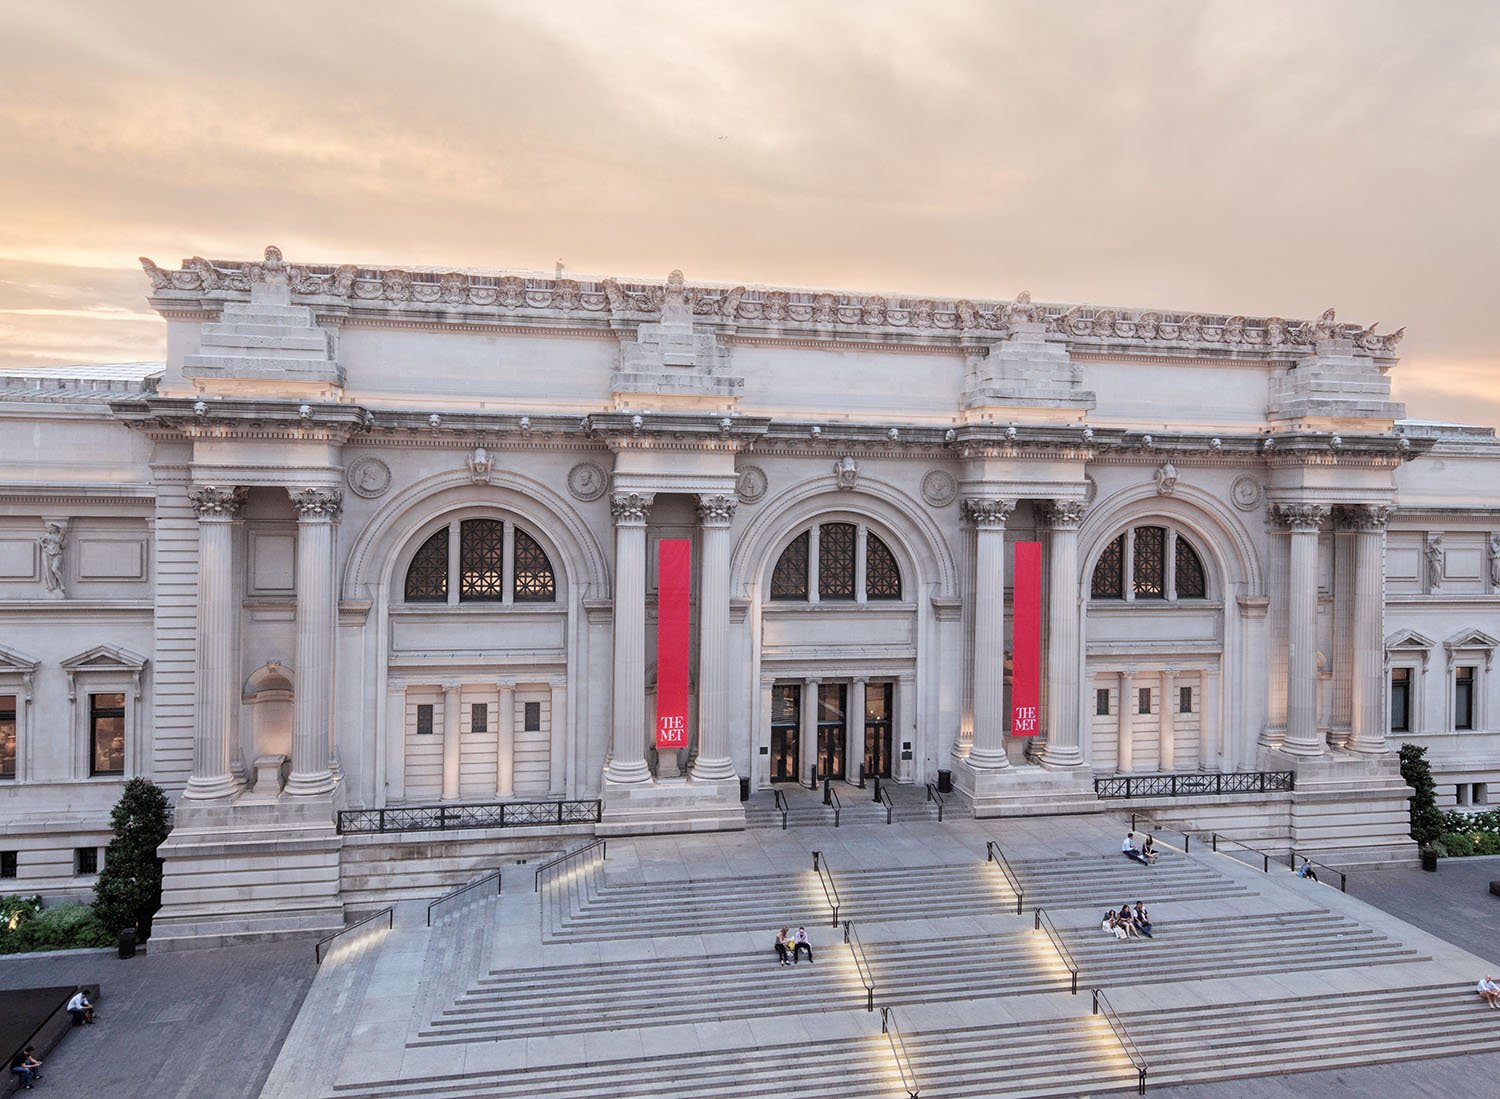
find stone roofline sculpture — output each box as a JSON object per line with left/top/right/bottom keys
{"left": 139, "top": 247, "right": 1405, "bottom": 355}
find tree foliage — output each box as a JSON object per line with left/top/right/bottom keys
{"left": 92, "top": 778, "right": 172, "bottom": 939}
{"left": 1399, "top": 742, "right": 1443, "bottom": 848}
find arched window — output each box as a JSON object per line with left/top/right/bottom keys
{"left": 769, "top": 522, "right": 904, "bottom": 602}
{"left": 401, "top": 518, "right": 557, "bottom": 604}
{"left": 1091, "top": 525, "right": 1208, "bottom": 601}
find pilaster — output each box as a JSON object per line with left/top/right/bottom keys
{"left": 183, "top": 485, "right": 246, "bottom": 801}
{"left": 284, "top": 487, "right": 340, "bottom": 796}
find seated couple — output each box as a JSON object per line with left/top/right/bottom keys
{"left": 1121, "top": 833, "right": 1159, "bottom": 865}
{"left": 774, "top": 927, "right": 814, "bottom": 966}
{"left": 1102, "top": 902, "right": 1153, "bottom": 940}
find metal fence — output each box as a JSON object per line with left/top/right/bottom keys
{"left": 1094, "top": 771, "right": 1294, "bottom": 799}
{"left": 336, "top": 799, "right": 602, "bottom": 835}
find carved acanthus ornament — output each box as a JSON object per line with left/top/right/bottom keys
{"left": 962, "top": 498, "right": 1017, "bottom": 529}
{"left": 1039, "top": 500, "right": 1088, "bottom": 529}
{"left": 1269, "top": 503, "right": 1330, "bottom": 531}
{"left": 610, "top": 492, "right": 653, "bottom": 525}
{"left": 695, "top": 494, "right": 738, "bottom": 526}
{"left": 1334, "top": 504, "right": 1395, "bottom": 531}
{"left": 188, "top": 485, "right": 248, "bottom": 519}
{"left": 288, "top": 487, "right": 344, "bottom": 520}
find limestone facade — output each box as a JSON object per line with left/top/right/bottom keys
{"left": 1, "top": 249, "right": 1496, "bottom": 935}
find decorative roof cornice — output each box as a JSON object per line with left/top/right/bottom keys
{"left": 139, "top": 248, "right": 1405, "bottom": 356}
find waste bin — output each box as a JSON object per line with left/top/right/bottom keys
{"left": 739, "top": 776, "right": 750, "bottom": 802}
{"left": 937, "top": 769, "right": 952, "bottom": 794}
{"left": 1421, "top": 847, "right": 1438, "bottom": 872}
{"left": 118, "top": 927, "right": 137, "bottom": 959}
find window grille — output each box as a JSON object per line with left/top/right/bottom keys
{"left": 1175, "top": 537, "right": 1207, "bottom": 598}
{"left": 1092, "top": 535, "right": 1124, "bottom": 598}
{"left": 865, "top": 532, "right": 902, "bottom": 600}
{"left": 1133, "top": 526, "right": 1166, "bottom": 598}
{"left": 416, "top": 704, "right": 434, "bottom": 736}
{"left": 471, "top": 703, "right": 488, "bottom": 734}
{"left": 512, "top": 528, "right": 556, "bottom": 602}
{"left": 1096, "top": 689, "right": 1110, "bottom": 716}
{"left": 524, "top": 701, "right": 541, "bottom": 731}
{"left": 771, "top": 531, "right": 810, "bottom": 600}
{"left": 459, "top": 519, "right": 505, "bottom": 601}
{"left": 75, "top": 848, "right": 98, "bottom": 875}
{"left": 404, "top": 528, "right": 449, "bottom": 602}
{"left": 818, "top": 522, "right": 857, "bottom": 600}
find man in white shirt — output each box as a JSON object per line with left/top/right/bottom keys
{"left": 1121, "top": 833, "right": 1149, "bottom": 866}
{"left": 67, "top": 988, "right": 94, "bottom": 1025}
{"left": 793, "top": 926, "right": 814, "bottom": 964}
{"left": 1477, "top": 976, "right": 1500, "bottom": 1008}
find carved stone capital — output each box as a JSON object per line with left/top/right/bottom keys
{"left": 695, "top": 493, "right": 738, "bottom": 526}
{"left": 288, "top": 487, "right": 343, "bottom": 520}
{"left": 962, "top": 497, "right": 1017, "bottom": 529}
{"left": 1039, "top": 499, "right": 1088, "bottom": 530}
{"left": 610, "top": 492, "right": 654, "bottom": 525}
{"left": 1334, "top": 504, "right": 1394, "bottom": 531}
{"left": 1269, "top": 502, "right": 1330, "bottom": 532}
{"left": 188, "top": 485, "right": 247, "bottom": 519}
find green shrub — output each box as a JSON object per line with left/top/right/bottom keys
{"left": 1400, "top": 744, "right": 1444, "bottom": 847}
{"left": 92, "top": 777, "right": 172, "bottom": 940}
{"left": 1436, "top": 832, "right": 1476, "bottom": 857}
{"left": 0, "top": 901, "right": 113, "bottom": 954}
{"left": 1478, "top": 833, "right": 1500, "bottom": 856}
{"left": 1439, "top": 809, "right": 1500, "bottom": 836}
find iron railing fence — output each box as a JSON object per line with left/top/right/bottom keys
{"left": 337, "top": 799, "right": 601, "bottom": 835}
{"left": 1287, "top": 850, "right": 1348, "bottom": 892}
{"left": 1095, "top": 771, "right": 1293, "bottom": 799}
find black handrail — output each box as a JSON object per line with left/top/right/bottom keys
{"left": 842, "top": 920, "right": 876, "bottom": 1011}
{"left": 315, "top": 906, "right": 393, "bottom": 964}
{"left": 880, "top": 1006, "right": 921, "bottom": 1098}
{"left": 829, "top": 785, "right": 842, "bottom": 828}
{"left": 1288, "top": 851, "right": 1348, "bottom": 892}
{"left": 1095, "top": 770, "right": 1293, "bottom": 800}
{"left": 336, "top": 798, "right": 601, "bottom": 834}
{"left": 925, "top": 782, "right": 945, "bottom": 822}
{"left": 1129, "top": 813, "right": 1190, "bottom": 853}
{"left": 772, "top": 788, "right": 790, "bottom": 831}
{"left": 1093, "top": 988, "right": 1148, "bottom": 1095}
{"left": 877, "top": 784, "right": 894, "bottom": 825}
{"left": 534, "top": 838, "right": 607, "bottom": 892}
{"left": 1208, "top": 831, "right": 1273, "bottom": 873}
{"left": 811, "top": 850, "right": 841, "bottom": 926}
{"left": 426, "top": 869, "right": 502, "bottom": 927}
{"left": 1034, "top": 907, "right": 1079, "bottom": 995}
{"left": 985, "top": 840, "right": 1025, "bottom": 915}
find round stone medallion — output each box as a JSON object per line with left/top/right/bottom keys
{"left": 345, "top": 456, "right": 391, "bottom": 499}
{"left": 1231, "top": 475, "right": 1264, "bottom": 511}
{"left": 567, "top": 461, "right": 608, "bottom": 502}
{"left": 736, "top": 465, "right": 768, "bottom": 504}
{"left": 921, "top": 469, "right": 958, "bottom": 507}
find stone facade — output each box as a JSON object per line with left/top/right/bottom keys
{"left": 1, "top": 248, "right": 1495, "bottom": 939}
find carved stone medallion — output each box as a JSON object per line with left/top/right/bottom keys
{"left": 736, "top": 465, "right": 768, "bottom": 504}
{"left": 567, "top": 462, "right": 608, "bottom": 502}
{"left": 346, "top": 457, "right": 391, "bottom": 499}
{"left": 1231, "top": 475, "right": 1263, "bottom": 512}
{"left": 921, "top": 470, "right": 958, "bottom": 508}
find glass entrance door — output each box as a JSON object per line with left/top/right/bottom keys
{"left": 817, "top": 683, "right": 846, "bottom": 781}
{"left": 770, "top": 684, "right": 801, "bottom": 783}
{"left": 864, "top": 682, "right": 893, "bottom": 779}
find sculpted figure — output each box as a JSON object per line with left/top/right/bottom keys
{"left": 1154, "top": 462, "right": 1178, "bottom": 496}
{"left": 663, "top": 269, "right": 688, "bottom": 309}
{"left": 1263, "top": 317, "right": 1288, "bottom": 347}
{"left": 1002, "top": 290, "right": 1039, "bottom": 326}
{"left": 1489, "top": 535, "right": 1500, "bottom": 587}
{"left": 718, "top": 285, "right": 746, "bottom": 319}
{"left": 1222, "top": 316, "right": 1246, "bottom": 343}
{"left": 1425, "top": 534, "right": 1445, "bottom": 590}
{"left": 139, "top": 256, "right": 172, "bottom": 290}
{"left": 40, "top": 522, "right": 65, "bottom": 595}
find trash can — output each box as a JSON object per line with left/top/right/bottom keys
{"left": 118, "top": 927, "right": 137, "bottom": 959}
{"left": 738, "top": 776, "right": 750, "bottom": 802}
{"left": 937, "top": 769, "right": 952, "bottom": 794}
{"left": 1421, "top": 847, "right": 1438, "bottom": 872}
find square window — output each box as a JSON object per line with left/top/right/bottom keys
{"left": 1138, "top": 688, "right": 1151, "bottom": 715}
{"left": 524, "top": 701, "right": 541, "bottom": 732}
{"left": 89, "top": 692, "right": 125, "bottom": 776}
{"left": 1095, "top": 689, "right": 1110, "bottom": 717}
{"left": 1, "top": 851, "right": 15, "bottom": 879}
{"left": 471, "top": 703, "right": 488, "bottom": 734}
{"left": 416, "top": 704, "right": 434, "bottom": 735}
{"left": 75, "top": 847, "right": 98, "bottom": 875}
{"left": 1180, "top": 686, "right": 1193, "bottom": 714}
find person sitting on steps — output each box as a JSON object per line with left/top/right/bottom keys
{"left": 1122, "top": 833, "right": 1150, "bottom": 866}
{"left": 1141, "top": 835, "right": 1159, "bottom": 864}
{"left": 1115, "top": 900, "right": 1142, "bottom": 938}
{"left": 1102, "top": 909, "right": 1128, "bottom": 940}
{"left": 9, "top": 1046, "right": 42, "bottom": 1089}
{"left": 774, "top": 927, "right": 791, "bottom": 966}
{"left": 67, "top": 987, "right": 95, "bottom": 1025}
{"left": 794, "top": 926, "right": 814, "bottom": 964}
{"left": 1296, "top": 858, "right": 1319, "bottom": 882}
{"left": 1478, "top": 975, "right": 1500, "bottom": 1008}
{"left": 1132, "top": 901, "right": 1154, "bottom": 939}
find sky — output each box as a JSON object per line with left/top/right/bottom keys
{"left": 1, "top": 0, "right": 1497, "bottom": 426}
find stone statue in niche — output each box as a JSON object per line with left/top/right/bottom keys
{"left": 40, "top": 522, "right": 66, "bottom": 596}
{"left": 1489, "top": 535, "right": 1500, "bottom": 587}
{"left": 1425, "top": 534, "right": 1445, "bottom": 591}
{"left": 1154, "top": 462, "right": 1178, "bottom": 496}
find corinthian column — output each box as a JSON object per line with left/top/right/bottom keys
{"left": 605, "top": 492, "right": 653, "bottom": 784}
{"left": 691, "top": 493, "right": 738, "bottom": 782}
{"left": 1039, "top": 500, "right": 1086, "bottom": 769}
{"left": 183, "top": 485, "right": 246, "bottom": 800}
{"left": 284, "top": 487, "right": 341, "bottom": 795}
{"left": 1273, "top": 503, "right": 1330, "bottom": 757}
{"left": 1340, "top": 504, "right": 1394, "bottom": 754}
{"left": 964, "top": 497, "right": 1016, "bottom": 771}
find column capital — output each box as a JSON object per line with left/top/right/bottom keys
{"left": 1333, "top": 503, "right": 1395, "bottom": 531}
{"left": 610, "top": 491, "right": 654, "bottom": 526}
{"left": 695, "top": 493, "right": 738, "bottom": 526}
{"left": 188, "top": 485, "right": 247, "bottom": 519}
{"left": 1039, "top": 499, "right": 1088, "bottom": 529}
{"left": 288, "top": 487, "right": 343, "bottom": 521}
{"left": 1268, "top": 502, "right": 1330, "bottom": 531}
{"left": 962, "top": 497, "right": 1016, "bottom": 528}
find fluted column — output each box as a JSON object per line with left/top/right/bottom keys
{"left": 1117, "top": 669, "right": 1135, "bottom": 773}
{"left": 605, "top": 492, "right": 653, "bottom": 784}
{"left": 801, "top": 677, "right": 819, "bottom": 785}
{"left": 848, "top": 677, "right": 867, "bottom": 782}
{"left": 1039, "top": 500, "right": 1086, "bottom": 768}
{"left": 284, "top": 487, "right": 341, "bottom": 796}
{"left": 495, "top": 683, "right": 516, "bottom": 798}
{"left": 1199, "top": 670, "right": 1218, "bottom": 770}
{"left": 1159, "top": 669, "right": 1177, "bottom": 772}
{"left": 964, "top": 497, "right": 1016, "bottom": 771}
{"left": 184, "top": 485, "right": 246, "bottom": 800}
{"left": 440, "top": 681, "right": 461, "bottom": 801}
{"left": 1341, "top": 504, "right": 1394, "bottom": 754}
{"left": 548, "top": 681, "right": 568, "bottom": 795}
{"left": 691, "top": 493, "right": 738, "bottom": 782}
{"left": 1273, "top": 503, "right": 1330, "bottom": 757}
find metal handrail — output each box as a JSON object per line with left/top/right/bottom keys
{"left": 315, "top": 906, "right": 393, "bottom": 964}
{"left": 985, "top": 840, "right": 1025, "bottom": 915}
{"left": 1095, "top": 770, "right": 1294, "bottom": 800}
{"left": 336, "top": 798, "right": 601, "bottom": 834}
{"left": 842, "top": 920, "right": 876, "bottom": 1011}
{"left": 1288, "top": 851, "right": 1348, "bottom": 892}
{"left": 1129, "top": 813, "right": 1190, "bottom": 853}
{"left": 925, "top": 782, "right": 945, "bottom": 822}
{"left": 877, "top": 784, "right": 894, "bottom": 825}
{"left": 1093, "top": 988, "right": 1148, "bottom": 1095}
{"left": 1208, "top": 832, "right": 1273, "bottom": 873}
{"left": 426, "top": 869, "right": 502, "bottom": 927}
{"left": 829, "top": 785, "right": 842, "bottom": 828}
{"left": 880, "top": 1005, "right": 921, "bottom": 1098}
{"left": 534, "top": 838, "right": 607, "bottom": 892}
{"left": 772, "top": 788, "right": 790, "bottom": 830}
{"left": 811, "top": 850, "right": 842, "bottom": 926}
{"left": 1034, "top": 907, "right": 1079, "bottom": 995}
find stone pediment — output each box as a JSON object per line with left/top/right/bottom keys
{"left": 1445, "top": 628, "right": 1499, "bottom": 670}
{"left": 1385, "top": 629, "right": 1435, "bottom": 668}
{"left": 61, "top": 643, "right": 149, "bottom": 674}
{"left": 0, "top": 644, "right": 40, "bottom": 675}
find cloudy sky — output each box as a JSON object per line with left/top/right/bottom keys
{"left": 2, "top": 1, "right": 1496, "bottom": 425}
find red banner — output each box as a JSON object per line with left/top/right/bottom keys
{"left": 1011, "top": 541, "right": 1041, "bottom": 736}
{"left": 656, "top": 538, "right": 691, "bottom": 750}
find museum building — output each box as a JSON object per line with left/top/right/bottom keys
{"left": 1, "top": 247, "right": 1497, "bottom": 945}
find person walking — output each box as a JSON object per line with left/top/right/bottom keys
{"left": 794, "top": 926, "right": 814, "bottom": 964}
{"left": 775, "top": 928, "right": 791, "bottom": 966}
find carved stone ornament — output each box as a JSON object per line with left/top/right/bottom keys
{"left": 39, "top": 522, "right": 66, "bottom": 595}
{"left": 696, "top": 494, "right": 738, "bottom": 525}
{"left": 962, "top": 497, "right": 1017, "bottom": 528}
{"left": 610, "top": 492, "right": 653, "bottom": 525}
{"left": 1269, "top": 503, "right": 1329, "bottom": 531}
{"left": 1231, "top": 476, "right": 1264, "bottom": 512}
{"left": 467, "top": 446, "right": 495, "bottom": 485}
{"left": 735, "top": 465, "right": 768, "bottom": 504}
{"left": 1039, "top": 500, "right": 1088, "bottom": 529}
{"left": 1084, "top": 476, "right": 1098, "bottom": 505}
{"left": 188, "top": 485, "right": 248, "bottom": 518}
{"left": 288, "top": 487, "right": 344, "bottom": 520}
{"left": 567, "top": 462, "right": 608, "bottom": 502}
{"left": 1490, "top": 535, "right": 1500, "bottom": 588}
{"left": 1425, "top": 534, "right": 1445, "bottom": 590}
{"left": 345, "top": 456, "right": 391, "bottom": 499}
{"left": 834, "top": 455, "right": 860, "bottom": 491}
{"left": 1154, "top": 462, "right": 1179, "bottom": 496}
{"left": 1334, "top": 504, "right": 1394, "bottom": 531}
{"left": 921, "top": 469, "right": 959, "bottom": 508}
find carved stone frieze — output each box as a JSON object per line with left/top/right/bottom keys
{"left": 695, "top": 494, "right": 738, "bottom": 525}
{"left": 1333, "top": 504, "right": 1395, "bottom": 531}
{"left": 188, "top": 485, "right": 248, "bottom": 519}
{"left": 1268, "top": 502, "right": 1330, "bottom": 531}
{"left": 610, "top": 492, "right": 653, "bottom": 525}
{"left": 1231, "top": 476, "right": 1264, "bottom": 512}
{"left": 920, "top": 470, "right": 958, "bottom": 508}
{"left": 1039, "top": 500, "right": 1088, "bottom": 529}
{"left": 346, "top": 457, "right": 391, "bottom": 499}
{"left": 962, "top": 497, "right": 1017, "bottom": 528}
{"left": 288, "top": 487, "right": 344, "bottom": 520}
{"left": 735, "top": 465, "right": 768, "bottom": 504}
{"left": 567, "top": 462, "right": 608, "bottom": 502}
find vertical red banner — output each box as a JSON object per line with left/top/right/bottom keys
{"left": 1011, "top": 541, "right": 1042, "bottom": 736}
{"left": 655, "top": 538, "right": 691, "bottom": 750}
